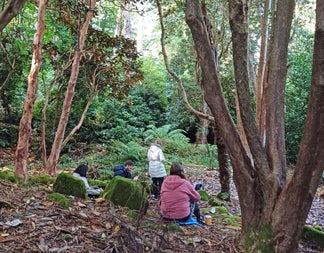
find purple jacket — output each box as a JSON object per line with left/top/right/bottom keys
{"left": 160, "top": 175, "right": 201, "bottom": 219}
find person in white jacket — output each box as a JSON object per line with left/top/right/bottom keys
{"left": 147, "top": 138, "right": 167, "bottom": 200}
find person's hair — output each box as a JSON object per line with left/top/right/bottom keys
{"left": 170, "top": 162, "right": 186, "bottom": 179}
{"left": 155, "top": 138, "right": 162, "bottom": 146}
{"left": 74, "top": 164, "right": 88, "bottom": 177}
{"left": 125, "top": 160, "right": 134, "bottom": 167}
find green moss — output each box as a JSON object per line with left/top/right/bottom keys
{"left": 46, "top": 192, "right": 70, "bottom": 209}
{"left": 222, "top": 216, "right": 240, "bottom": 227}
{"left": 243, "top": 224, "right": 275, "bottom": 253}
{"left": 208, "top": 198, "right": 223, "bottom": 206}
{"left": 216, "top": 206, "right": 229, "bottom": 214}
{"left": 314, "top": 225, "right": 323, "bottom": 231}
{"left": 53, "top": 173, "right": 86, "bottom": 199}
{"left": 29, "top": 174, "right": 55, "bottom": 185}
{"left": 198, "top": 190, "right": 210, "bottom": 201}
{"left": 0, "top": 170, "right": 18, "bottom": 183}
{"left": 303, "top": 225, "right": 324, "bottom": 248}
{"left": 127, "top": 210, "right": 139, "bottom": 219}
{"left": 103, "top": 176, "right": 148, "bottom": 211}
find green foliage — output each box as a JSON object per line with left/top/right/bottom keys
{"left": 285, "top": 29, "right": 313, "bottom": 164}
{"left": 144, "top": 124, "right": 189, "bottom": 155}
{"left": 88, "top": 179, "right": 109, "bottom": 189}
{"left": 53, "top": 173, "right": 87, "bottom": 199}
{"left": 58, "top": 155, "right": 76, "bottom": 168}
{"left": 46, "top": 192, "right": 70, "bottom": 209}
{"left": 112, "top": 140, "right": 147, "bottom": 165}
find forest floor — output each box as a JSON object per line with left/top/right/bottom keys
{"left": 0, "top": 147, "right": 324, "bottom": 253}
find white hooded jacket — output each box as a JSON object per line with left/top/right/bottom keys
{"left": 147, "top": 143, "right": 167, "bottom": 178}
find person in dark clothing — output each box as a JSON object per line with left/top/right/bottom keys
{"left": 113, "top": 160, "right": 135, "bottom": 179}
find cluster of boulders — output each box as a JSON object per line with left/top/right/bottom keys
{"left": 53, "top": 173, "right": 149, "bottom": 212}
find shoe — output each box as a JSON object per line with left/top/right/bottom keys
{"left": 197, "top": 216, "right": 205, "bottom": 224}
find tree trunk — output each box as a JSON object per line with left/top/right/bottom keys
{"left": 255, "top": 0, "right": 271, "bottom": 142}
{"left": 185, "top": 0, "right": 323, "bottom": 252}
{"left": 14, "top": 0, "right": 46, "bottom": 181}
{"left": 213, "top": 123, "right": 230, "bottom": 194}
{"left": 201, "top": 2, "right": 231, "bottom": 198}
{"left": 45, "top": 0, "right": 97, "bottom": 176}
{"left": 0, "top": 0, "right": 27, "bottom": 34}
{"left": 271, "top": 1, "right": 324, "bottom": 251}
{"left": 196, "top": 99, "right": 209, "bottom": 144}
{"left": 185, "top": 1, "right": 258, "bottom": 232}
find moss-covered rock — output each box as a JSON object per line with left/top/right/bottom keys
{"left": 302, "top": 225, "right": 324, "bottom": 248}
{"left": 103, "top": 176, "right": 148, "bottom": 212}
{"left": 198, "top": 190, "right": 209, "bottom": 201}
{"left": 46, "top": 192, "right": 70, "bottom": 209}
{"left": 53, "top": 173, "right": 86, "bottom": 199}
{"left": 0, "top": 170, "right": 18, "bottom": 183}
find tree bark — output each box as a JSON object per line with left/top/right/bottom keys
{"left": 272, "top": 1, "right": 324, "bottom": 251}
{"left": 186, "top": 0, "right": 324, "bottom": 252}
{"left": 0, "top": 0, "right": 27, "bottom": 34}
{"left": 45, "top": 0, "right": 97, "bottom": 176}
{"left": 185, "top": 0, "right": 258, "bottom": 232}
{"left": 14, "top": 0, "right": 47, "bottom": 181}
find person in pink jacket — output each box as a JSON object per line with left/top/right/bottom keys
{"left": 160, "top": 162, "right": 202, "bottom": 222}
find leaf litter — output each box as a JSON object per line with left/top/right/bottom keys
{"left": 0, "top": 163, "right": 323, "bottom": 252}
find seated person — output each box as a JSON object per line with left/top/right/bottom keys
{"left": 73, "top": 164, "right": 102, "bottom": 196}
{"left": 113, "top": 160, "right": 137, "bottom": 180}
{"left": 160, "top": 162, "right": 202, "bottom": 222}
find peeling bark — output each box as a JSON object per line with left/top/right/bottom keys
{"left": 45, "top": 0, "right": 97, "bottom": 176}
{"left": 14, "top": 0, "right": 47, "bottom": 181}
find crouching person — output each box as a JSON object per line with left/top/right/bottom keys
{"left": 113, "top": 160, "right": 138, "bottom": 181}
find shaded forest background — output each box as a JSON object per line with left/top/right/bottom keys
{"left": 0, "top": 0, "right": 314, "bottom": 168}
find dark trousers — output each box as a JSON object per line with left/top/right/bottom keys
{"left": 177, "top": 202, "right": 201, "bottom": 222}
{"left": 152, "top": 177, "right": 164, "bottom": 198}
